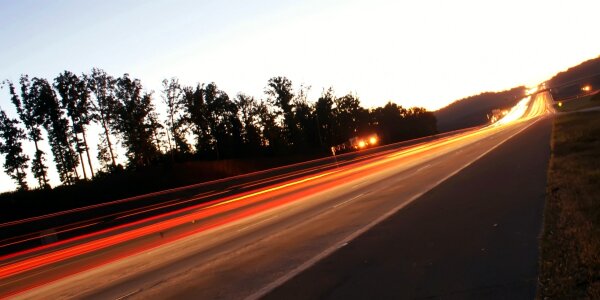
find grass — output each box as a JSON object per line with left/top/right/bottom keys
{"left": 537, "top": 110, "right": 600, "bottom": 299}
{"left": 553, "top": 92, "right": 600, "bottom": 112}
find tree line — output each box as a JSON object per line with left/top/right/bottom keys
{"left": 0, "top": 69, "right": 437, "bottom": 191}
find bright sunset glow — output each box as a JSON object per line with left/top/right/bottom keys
{"left": 0, "top": 0, "right": 598, "bottom": 192}
{"left": 526, "top": 86, "right": 539, "bottom": 96}
{"left": 1, "top": 0, "right": 599, "bottom": 111}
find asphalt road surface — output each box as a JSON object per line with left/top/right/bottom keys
{"left": 265, "top": 111, "right": 552, "bottom": 299}
{"left": 1, "top": 92, "right": 553, "bottom": 299}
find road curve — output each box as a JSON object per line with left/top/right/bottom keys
{"left": 2, "top": 92, "right": 553, "bottom": 299}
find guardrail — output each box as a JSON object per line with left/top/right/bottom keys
{"left": 0, "top": 126, "right": 479, "bottom": 256}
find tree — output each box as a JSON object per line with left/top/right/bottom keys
{"left": 54, "top": 71, "right": 94, "bottom": 179}
{"left": 371, "top": 102, "right": 407, "bottom": 142}
{"left": 4, "top": 76, "right": 49, "bottom": 188}
{"left": 333, "top": 93, "right": 367, "bottom": 144}
{"left": 0, "top": 109, "right": 29, "bottom": 190}
{"left": 32, "top": 77, "right": 79, "bottom": 184}
{"left": 161, "top": 77, "right": 186, "bottom": 156}
{"left": 292, "top": 84, "right": 317, "bottom": 150}
{"left": 371, "top": 103, "right": 438, "bottom": 142}
{"left": 315, "top": 88, "right": 336, "bottom": 147}
{"left": 114, "top": 74, "right": 159, "bottom": 167}
{"left": 148, "top": 110, "right": 168, "bottom": 154}
{"left": 404, "top": 107, "right": 437, "bottom": 138}
{"left": 254, "top": 99, "right": 282, "bottom": 153}
{"left": 235, "top": 93, "right": 262, "bottom": 154}
{"left": 88, "top": 68, "right": 119, "bottom": 170}
{"left": 181, "top": 84, "right": 212, "bottom": 157}
{"left": 203, "top": 83, "right": 241, "bottom": 159}
{"left": 266, "top": 76, "right": 296, "bottom": 147}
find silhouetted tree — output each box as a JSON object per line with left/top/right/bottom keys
{"left": 333, "top": 93, "right": 366, "bottom": 143}
{"left": 2, "top": 71, "right": 441, "bottom": 192}
{"left": 161, "top": 77, "right": 186, "bottom": 156}
{"left": 148, "top": 110, "right": 168, "bottom": 154}
{"left": 235, "top": 93, "right": 262, "bottom": 154}
{"left": 32, "top": 77, "right": 79, "bottom": 184}
{"left": 0, "top": 109, "right": 29, "bottom": 190}
{"left": 254, "top": 99, "right": 282, "bottom": 153}
{"left": 5, "top": 76, "right": 49, "bottom": 188}
{"left": 181, "top": 84, "right": 212, "bottom": 157}
{"left": 292, "top": 85, "right": 317, "bottom": 150}
{"left": 371, "top": 102, "right": 407, "bottom": 142}
{"left": 88, "top": 68, "right": 119, "bottom": 170}
{"left": 371, "top": 103, "right": 437, "bottom": 142}
{"left": 404, "top": 107, "right": 437, "bottom": 138}
{"left": 204, "top": 83, "right": 242, "bottom": 159}
{"left": 114, "top": 74, "right": 158, "bottom": 167}
{"left": 315, "top": 88, "right": 336, "bottom": 147}
{"left": 172, "top": 119, "right": 191, "bottom": 155}
{"left": 266, "top": 76, "right": 296, "bottom": 146}
{"left": 54, "top": 71, "right": 94, "bottom": 179}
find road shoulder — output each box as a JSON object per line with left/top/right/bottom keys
{"left": 537, "top": 111, "right": 600, "bottom": 298}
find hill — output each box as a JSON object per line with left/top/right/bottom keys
{"left": 547, "top": 55, "right": 600, "bottom": 100}
{"left": 434, "top": 86, "right": 526, "bottom": 132}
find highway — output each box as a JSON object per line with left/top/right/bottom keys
{"left": 0, "top": 91, "right": 554, "bottom": 299}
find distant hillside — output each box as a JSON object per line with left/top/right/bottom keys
{"left": 548, "top": 55, "right": 600, "bottom": 99}
{"left": 433, "top": 56, "right": 600, "bottom": 132}
{"left": 434, "top": 86, "right": 525, "bottom": 132}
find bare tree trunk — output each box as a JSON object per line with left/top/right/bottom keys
{"left": 78, "top": 151, "right": 87, "bottom": 179}
{"left": 55, "top": 141, "right": 73, "bottom": 184}
{"left": 15, "top": 167, "right": 26, "bottom": 190}
{"left": 33, "top": 139, "right": 48, "bottom": 188}
{"left": 70, "top": 117, "right": 87, "bottom": 180}
{"left": 171, "top": 114, "right": 177, "bottom": 153}
{"left": 152, "top": 127, "right": 161, "bottom": 153}
{"left": 81, "top": 130, "right": 94, "bottom": 177}
{"left": 166, "top": 130, "right": 174, "bottom": 159}
{"left": 100, "top": 115, "right": 117, "bottom": 167}
{"left": 73, "top": 158, "right": 79, "bottom": 180}
{"left": 169, "top": 115, "right": 176, "bottom": 162}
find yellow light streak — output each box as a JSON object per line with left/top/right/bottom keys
{"left": 205, "top": 171, "right": 337, "bottom": 209}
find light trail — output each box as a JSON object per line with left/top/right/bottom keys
{"left": 0, "top": 92, "right": 554, "bottom": 298}
{"left": 493, "top": 87, "right": 550, "bottom": 126}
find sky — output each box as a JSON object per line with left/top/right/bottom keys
{"left": 0, "top": 0, "right": 599, "bottom": 192}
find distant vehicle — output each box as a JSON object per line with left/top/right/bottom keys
{"left": 488, "top": 109, "right": 508, "bottom": 124}
{"left": 333, "top": 134, "right": 379, "bottom": 153}
{"left": 349, "top": 134, "right": 379, "bottom": 150}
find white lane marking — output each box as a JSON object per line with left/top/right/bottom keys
{"left": 115, "top": 289, "right": 140, "bottom": 300}
{"left": 351, "top": 180, "right": 370, "bottom": 190}
{"left": 415, "top": 164, "right": 431, "bottom": 173}
{"left": 245, "top": 117, "right": 546, "bottom": 300}
{"left": 333, "top": 193, "right": 365, "bottom": 208}
{"left": 237, "top": 215, "right": 279, "bottom": 232}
